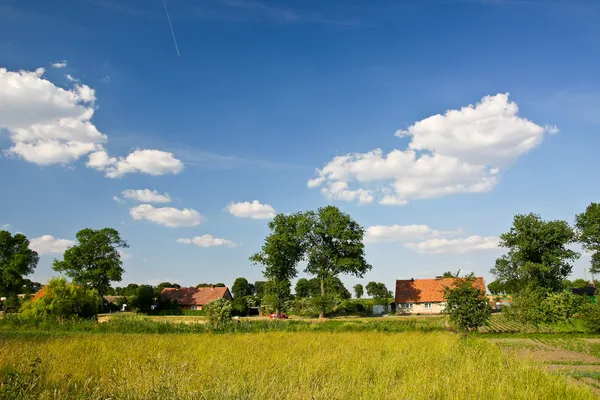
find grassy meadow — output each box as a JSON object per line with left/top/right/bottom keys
{"left": 1, "top": 326, "right": 598, "bottom": 399}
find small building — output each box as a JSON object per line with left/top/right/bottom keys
{"left": 159, "top": 285, "right": 233, "bottom": 310}
{"left": 395, "top": 277, "right": 486, "bottom": 314}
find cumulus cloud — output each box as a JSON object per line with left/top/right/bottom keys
{"left": 88, "top": 149, "right": 184, "bottom": 178}
{"left": 176, "top": 235, "right": 237, "bottom": 248}
{"left": 130, "top": 204, "right": 202, "bottom": 227}
{"left": 30, "top": 235, "right": 75, "bottom": 254}
{"left": 0, "top": 66, "right": 184, "bottom": 177}
{"left": 113, "top": 196, "right": 127, "bottom": 204}
{"left": 405, "top": 236, "right": 500, "bottom": 254}
{"left": 226, "top": 200, "right": 276, "bottom": 219}
{"left": 122, "top": 189, "right": 171, "bottom": 203}
{"left": 309, "top": 93, "right": 556, "bottom": 205}
{"left": 51, "top": 61, "right": 67, "bottom": 68}
{"left": 364, "top": 223, "right": 498, "bottom": 254}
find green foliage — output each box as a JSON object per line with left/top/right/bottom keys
{"left": 580, "top": 303, "right": 600, "bottom": 333}
{"left": 506, "top": 289, "right": 587, "bottom": 329}
{"left": 231, "top": 297, "right": 248, "bottom": 316}
{"left": 19, "top": 277, "right": 101, "bottom": 319}
{"left": 487, "top": 280, "right": 505, "bottom": 295}
{"left": 366, "top": 281, "right": 392, "bottom": 307}
{"left": 442, "top": 271, "right": 455, "bottom": 278}
{"left": 155, "top": 282, "right": 180, "bottom": 297}
{"left": 204, "top": 298, "right": 232, "bottom": 328}
{"left": 443, "top": 275, "right": 491, "bottom": 332}
{"left": 261, "top": 279, "right": 291, "bottom": 315}
{"left": 491, "top": 213, "right": 579, "bottom": 294}
{"left": 253, "top": 281, "right": 266, "bottom": 299}
{"left": 540, "top": 291, "right": 586, "bottom": 324}
{"left": 304, "top": 206, "right": 371, "bottom": 317}
{"left": 232, "top": 277, "right": 252, "bottom": 298}
{"left": 575, "top": 203, "right": 600, "bottom": 276}
{"left": 131, "top": 285, "right": 155, "bottom": 313}
{"left": 0, "top": 231, "right": 39, "bottom": 310}
{"left": 295, "top": 278, "right": 311, "bottom": 298}
{"left": 52, "top": 228, "right": 128, "bottom": 296}
{"left": 250, "top": 212, "right": 308, "bottom": 315}
{"left": 563, "top": 279, "right": 591, "bottom": 290}
{"left": 353, "top": 284, "right": 364, "bottom": 299}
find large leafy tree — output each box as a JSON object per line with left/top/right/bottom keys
{"left": 0, "top": 231, "right": 39, "bottom": 309}
{"left": 443, "top": 275, "right": 492, "bottom": 333}
{"left": 295, "top": 278, "right": 311, "bottom": 298}
{"left": 575, "top": 203, "right": 600, "bottom": 283}
{"left": 53, "top": 228, "right": 128, "bottom": 296}
{"left": 250, "top": 212, "right": 309, "bottom": 317}
{"left": 304, "top": 206, "right": 371, "bottom": 318}
{"left": 232, "top": 277, "right": 252, "bottom": 298}
{"left": 490, "top": 213, "right": 579, "bottom": 294}
{"left": 366, "top": 281, "right": 392, "bottom": 308}
{"left": 254, "top": 281, "right": 267, "bottom": 299}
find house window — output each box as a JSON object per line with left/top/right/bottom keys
{"left": 424, "top": 303, "right": 432, "bottom": 309}
{"left": 191, "top": 305, "right": 198, "bottom": 310}
{"left": 403, "top": 303, "right": 413, "bottom": 309}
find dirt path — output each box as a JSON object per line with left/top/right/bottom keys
{"left": 488, "top": 338, "right": 600, "bottom": 363}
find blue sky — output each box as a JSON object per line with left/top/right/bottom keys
{"left": 1, "top": 0, "right": 599, "bottom": 292}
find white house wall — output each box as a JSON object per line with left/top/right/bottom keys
{"left": 397, "top": 302, "right": 446, "bottom": 315}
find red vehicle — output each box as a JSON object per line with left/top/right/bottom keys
{"left": 269, "top": 313, "right": 288, "bottom": 319}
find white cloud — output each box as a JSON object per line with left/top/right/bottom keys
{"left": 122, "top": 189, "right": 171, "bottom": 203}
{"left": 226, "top": 200, "right": 276, "bottom": 219}
{"left": 365, "top": 224, "right": 439, "bottom": 243}
{"left": 51, "top": 61, "right": 67, "bottom": 68}
{"left": 176, "top": 235, "right": 237, "bottom": 248}
{"left": 405, "top": 236, "right": 500, "bottom": 254}
{"left": 309, "top": 93, "right": 556, "bottom": 205}
{"left": 0, "top": 224, "right": 10, "bottom": 230}
{"left": 364, "top": 223, "right": 497, "bottom": 254}
{"left": 1, "top": 66, "right": 184, "bottom": 176}
{"left": 89, "top": 149, "right": 184, "bottom": 178}
{"left": 0, "top": 67, "right": 105, "bottom": 165}
{"left": 113, "top": 196, "right": 126, "bottom": 204}
{"left": 130, "top": 204, "right": 202, "bottom": 227}
{"left": 30, "top": 235, "right": 75, "bottom": 255}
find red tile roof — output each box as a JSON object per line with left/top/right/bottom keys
{"left": 31, "top": 286, "right": 47, "bottom": 302}
{"left": 159, "top": 286, "right": 231, "bottom": 306}
{"left": 395, "top": 277, "right": 486, "bottom": 303}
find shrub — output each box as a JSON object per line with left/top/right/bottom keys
{"left": 443, "top": 275, "right": 491, "bottom": 332}
{"left": 204, "top": 298, "right": 232, "bottom": 328}
{"left": 580, "top": 303, "right": 600, "bottom": 333}
{"left": 231, "top": 297, "right": 248, "bottom": 317}
{"left": 19, "top": 277, "right": 101, "bottom": 319}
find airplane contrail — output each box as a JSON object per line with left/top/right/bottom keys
{"left": 163, "top": 0, "right": 180, "bottom": 56}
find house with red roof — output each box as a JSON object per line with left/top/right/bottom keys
{"left": 395, "top": 277, "right": 486, "bottom": 314}
{"left": 159, "top": 285, "right": 233, "bottom": 310}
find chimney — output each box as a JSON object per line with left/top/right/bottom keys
{"left": 211, "top": 284, "right": 215, "bottom": 289}
{"left": 410, "top": 278, "right": 414, "bottom": 282}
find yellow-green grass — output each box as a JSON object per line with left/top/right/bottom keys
{"left": 1, "top": 332, "right": 596, "bottom": 399}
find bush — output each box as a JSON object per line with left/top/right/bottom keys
{"left": 580, "top": 303, "right": 600, "bottom": 333}
{"left": 231, "top": 297, "right": 248, "bottom": 317}
{"left": 19, "top": 277, "right": 101, "bottom": 319}
{"left": 204, "top": 298, "right": 232, "bottom": 328}
{"left": 443, "top": 275, "right": 491, "bottom": 332}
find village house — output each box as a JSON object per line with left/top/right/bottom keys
{"left": 395, "top": 276, "right": 486, "bottom": 314}
{"left": 159, "top": 285, "right": 233, "bottom": 310}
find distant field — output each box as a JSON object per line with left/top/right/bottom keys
{"left": 1, "top": 331, "right": 596, "bottom": 399}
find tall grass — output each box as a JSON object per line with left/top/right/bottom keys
{"left": 0, "top": 331, "right": 595, "bottom": 399}
{"left": 0, "top": 314, "right": 447, "bottom": 335}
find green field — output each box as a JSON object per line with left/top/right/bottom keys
{"left": 1, "top": 323, "right": 598, "bottom": 399}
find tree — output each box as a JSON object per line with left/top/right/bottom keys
{"left": 215, "top": 283, "right": 226, "bottom": 287}
{"left": 295, "top": 278, "right": 311, "bottom": 298}
{"left": 231, "top": 297, "right": 249, "bottom": 316}
{"left": 443, "top": 275, "right": 491, "bottom": 333}
{"left": 254, "top": 281, "right": 266, "bottom": 299}
{"left": 575, "top": 203, "right": 600, "bottom": 284}
{"left": 52, "top": 228, "right": 128, "bottom": 296}
{"left": 155, "top": 281, "right": 179, "bottom": 297}
{"left": 487, "top": 280, "right": 506, "bottom": 295}
{"left": 442, "top": 271, "right": 455, "bottom": 278}
{"left": 490, "top": 213, "right": 579, "bottom": 294}
{"left": 232, "top": 277, "right": 252, "bottom": 298}
{"left": 131, "top": 285, "right": 155, "bottom": 313}
{"left": 20, "top": 277, "right": 100, "bottom": 319}
{"left": 366, "top": 281, "right": 392, "bottom": 308}
{"left": 353, "top": 284, "right": 364, "bottom": 299}
{"left": 304, "top": 206, "right": 371, "bottom": 318}
{"left": 204, "top": 298, "right": 232, "bottom": 328}
{"left": 0, "top": 231, "right": 39, "bottom": 310}
{"left": 305, "top": 277, "right": 351, "bottom": 299}
{"left": 250, "top": 212, "right": 308, "bottom": 317}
